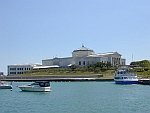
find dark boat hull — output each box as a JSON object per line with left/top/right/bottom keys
{"left": 138, "top": 79, "right": 150, "bottom": 85}
{"left": 115, "top": 81, "right": 138, "bottom": 84}
{"left": 0, "top": 85, "right": 12, "bottom": 89}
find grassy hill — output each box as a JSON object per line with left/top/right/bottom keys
{"left": 24, "top": 63, "right": 115, "bottom": 79}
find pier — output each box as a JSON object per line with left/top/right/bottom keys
{"left": 138, "top": 79, "right": 150, "bottom": 85}
{"left": 0, "top": 75, "right": 113, "bottom": 82}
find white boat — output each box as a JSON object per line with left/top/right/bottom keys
{"left": 18, "top": 81, "right": 51, "bottom": 92}
{"left": 0, "top": 81, "right": 12, "bottom": 89}
{"left": 114, "top": 67, "right": 138, "bottom": 84}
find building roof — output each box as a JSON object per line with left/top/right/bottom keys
{"left": 97, "top": 52, "right": 121, "bottom": 56}
{"left": 8, "top": 64, "right": 41, "bottom": 67}
{"left": 33, "top": 65, "right": 60, "bottom": 69}
{"left": 86, "top": 54, "right": 100, "bottom": 57}
{"left": 73, "top": 45, "right": 94, "bottom": 52}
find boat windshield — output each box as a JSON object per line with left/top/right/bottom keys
{"left": 39, "top": 82, "right": 50, "bottom": 87}
{"left": 117, "top": 70, "right": 126, "bottom": 74}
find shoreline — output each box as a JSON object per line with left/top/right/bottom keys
{"left": 0, "top": 75, "right": 113, "bottom": 82}
{"left": 1, "top": 75, "right": 150, "bottom": 85}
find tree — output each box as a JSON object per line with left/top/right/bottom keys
{"left": 130, "top": 60, "right": 150, "bottom": 68}
{"left": 70, "top": 65, "right": 77, "bottom": 71}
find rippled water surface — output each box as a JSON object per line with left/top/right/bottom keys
{"left": 0, "top": 82, "right": 150, "bottom": 113}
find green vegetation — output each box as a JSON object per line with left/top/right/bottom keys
{"left": 130, "top": 60, "right": 150, "bottom": 78}
{"left": 21, "top": 60, "right": 150, "bottom": 78}
{"left": 24, "top": 62, "right": 115, "bottom": 78}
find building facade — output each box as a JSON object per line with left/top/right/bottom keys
{"left": 42, "top": 45, "right": 126, "bottom": 67}
{"left": 8, "top": 65, "right": 33, "bottom": 76}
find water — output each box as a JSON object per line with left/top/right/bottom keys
{"left": 0, "top": 82, "right": 150, "bottom": 113}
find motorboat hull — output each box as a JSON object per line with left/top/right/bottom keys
{"left": 0, "top": 85, "right": 12, "bottom": 89}
{"left": 115, "top": 80, "right": 138, "bottom": 84}
{"left": 19, "top": 86, "right": 51, "bottom": 92}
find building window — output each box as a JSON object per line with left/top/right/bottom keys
{"left": 10, "top": 68, "right": 16, "bottom": 70}
{"left": 79, "top": 61, "right": 81, "bottom": 65}
{"left": 10, "top": 72, "right": 16, "bottom": 74}
{"left": 83, "top": 61, "right": 86, "bottom": 65}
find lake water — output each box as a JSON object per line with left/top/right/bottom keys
{"left": 0, "top": 82, "right": 150, "bottom": 113}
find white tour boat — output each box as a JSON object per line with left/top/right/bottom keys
{"left": 114, "top": 67, "right": 138, "bottom": 84}
{"left": 18, "top": 81, "right": 51, "bottom": 92}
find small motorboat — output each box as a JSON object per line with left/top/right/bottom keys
{"left": 18, "top": 81, "right": 51, "bottom": 92}
{"left": 0, "top": 81, "right": 12, "bottom": 89}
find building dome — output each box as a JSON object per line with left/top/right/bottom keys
{"left": 73, "top": 45, "right": 94, "bottom": 52}
{"left": 72, "top": 45, "right": 95, "bottom": 57}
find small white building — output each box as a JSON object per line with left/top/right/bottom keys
{"left": 42, "top": 45, "right": 126, "bottom": 67}
{"left": 7, "top": 64, "right": 60, "bottom": 76}
{"left": 7, "top": 64, "right": 34, "bottom": 76}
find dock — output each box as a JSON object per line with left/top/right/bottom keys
{"left": 0, "top": 75, "right": 113, "bottom": 82}
{"left": 138, "top": 79, "right": 150, "bottom": 85}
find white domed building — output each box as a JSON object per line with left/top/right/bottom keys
{"left": 42, "top": 45, "right": 126, "bottom": 67}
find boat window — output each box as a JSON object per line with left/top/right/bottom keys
{"left": 115, "top": 77, "right": 119, "bottom": 79}
{"left": 39, "top": 82, "right": 50, "bottom": 87}
{"left": 39, "top": 82, "right": 45, "bottom": 87}
{"left": 124, "top": 77, "right": 128, "bottom": 79}
{"left": 45, "top": 82, "right": 50, "bottom": 87}
{"left": 118, "top": 77, "right": 123, "bottom": 79}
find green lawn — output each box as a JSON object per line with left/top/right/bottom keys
{"left": 23, "top": 68, "right": 115, "bottom": 79}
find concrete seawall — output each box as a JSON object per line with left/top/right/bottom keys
{"left": 0, "top": 75, "right": 113, "bottom": 82}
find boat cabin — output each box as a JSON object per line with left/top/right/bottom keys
{"left": 30, "top": 81, "right": 50, "bottom": 87}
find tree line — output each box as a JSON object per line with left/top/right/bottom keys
{"left": 130, "top": 60, "right": 150, "bottom": 71}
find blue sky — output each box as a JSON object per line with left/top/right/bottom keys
{"left": 0, "top": 0, "right": 150, "bottom": 74}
